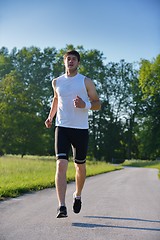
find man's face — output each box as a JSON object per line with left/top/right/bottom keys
{"left": 64, "top": 54, "right": 80, "bottom": 71}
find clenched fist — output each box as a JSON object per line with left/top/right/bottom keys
{"left": 45, "top": 117, "right": 52, "bottom": 128}
{"left": 73, "top": 95, "right": 85, "bottom": 108}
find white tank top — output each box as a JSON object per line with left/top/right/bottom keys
{"left": 55, "top": 73, "right": 89, "bottom": 129}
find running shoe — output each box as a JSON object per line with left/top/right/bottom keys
{"left": 73, "top": 195, "right": 82, "bottom": 214}
{"left": 56, "top": 206, "right": 68, "bottom": 218}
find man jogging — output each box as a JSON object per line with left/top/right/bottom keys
{"left": 45, "top": 50, "right": 101, "bottom": 218}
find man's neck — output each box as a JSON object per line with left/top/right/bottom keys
{"left": 66, "top": 69, "right": 78, "bottom": 77}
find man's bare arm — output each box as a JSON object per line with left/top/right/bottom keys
{"left": 84, "top": 77, "right": 101, "bottom": 110}
{"left": 45, "top": 79, "right": 58, "bottom": 128}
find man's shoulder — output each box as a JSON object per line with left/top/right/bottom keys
{"left": 53, "top": 74, "right": 65, "bottom": 81}
{"left": 84, "top": 76, "right": 92, "bottom": 83}
{"left": 52, "top": 74, "right": 65, "bottom": 85}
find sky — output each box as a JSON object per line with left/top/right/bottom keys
{"left": 0, "top": 0, "right": 159, "bottom": 63}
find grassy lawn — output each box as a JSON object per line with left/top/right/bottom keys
{"left": 0, "top": 155, "right": 122, "bottom": 200}
{"left": 122, "top": 160, "right": 160, "bottom": 178}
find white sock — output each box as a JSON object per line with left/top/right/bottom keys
{"left": 74, "top": 193, "right": 81, "bottom": 199}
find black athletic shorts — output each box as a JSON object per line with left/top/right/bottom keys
{"left": 55, "top": 126, "right": 89, "bottom": 164}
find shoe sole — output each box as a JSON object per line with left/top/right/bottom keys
{"left": 56, "top": 213, "right": 68, "bottom": 218}
{"left": 73, "top": 208, "right": 81, "bottom": 214}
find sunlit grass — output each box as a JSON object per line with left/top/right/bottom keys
{"left": 122, "top": 159, "right": 160, "bottom": 178}
{"left": 0, "top": 155, "right": 122, "bottom": 200}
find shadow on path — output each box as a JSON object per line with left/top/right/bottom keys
{"left": 72, "top": 222, "right": 160, "bottom": 231}
{"left": 72, "top": 215, "right": 160, "bottom": 232}
{"left": 84, "top": 215, "right": 160, "bottom": 223}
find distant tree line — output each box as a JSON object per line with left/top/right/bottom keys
{"left": 0, "top": 45, "right": 159, "bottom": 161}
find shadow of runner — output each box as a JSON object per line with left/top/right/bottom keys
{"left": 84, "top": 216, "right": 160, "bottom": 223}
{"left": 72, "top": 222, "right": 160, "bottom": 231}
{"left": 72, "top": 222, "right": 106, "bottom": 228}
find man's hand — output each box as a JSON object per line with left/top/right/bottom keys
{"left": 45, "top": 117, "right": 52, "bottom": 128}
{"left": 73, "top": 95, "right": 85, "bottom": 108}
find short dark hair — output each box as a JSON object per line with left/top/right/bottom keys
{"left": 63, "top": 50, "right": 80, "bottom": 62}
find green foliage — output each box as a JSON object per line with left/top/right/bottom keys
{"left": 139, "top": 55, "right": 160, "bottom": 97}
{"left": 138, "top": 55, "right": 160, "bottom": 159}
{"left": 0, "top": 47, "right": 57, "bottom": 156}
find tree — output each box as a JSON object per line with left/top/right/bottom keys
{"left": 138, "top": 54, "right": 160, "bottom": 159}
{"left": 139, "top": 55, "right": 160, "bottom": 97}
{"left": 0, "top": 47, "right": 14, "bottom": 80}
{"left": 101, "top": 60, "right": 140, "bottom": 160}
{"left": 0, "top": 70, "right": 43, "bottom": 156}
{"left": 0, "top": 47, "right": 58, "bottom": 156}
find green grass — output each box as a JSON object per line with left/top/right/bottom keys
{"left": 0, "top": 155, "right": 122, "bottom": 200}
{"left": 122, "top": 160, "right": 160, "bottom": 178}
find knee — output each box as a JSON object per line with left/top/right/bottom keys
{"left": 56, "top": 160, "right": 68, "bottom": 174}
{"left": 75, "top": 163, "right": 86, "bottom": 174}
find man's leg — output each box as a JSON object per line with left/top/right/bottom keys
{"left": 73, "top": 162, "right": 86, "bottom": 214}
{"left": 74, "top": 162, "right": 86, "bottom": 197}
{"left": 54, "top": 127, "right": 70, "bottom": 217}
{"left": 55, "top": 159, "right": 68, "bottom": 207}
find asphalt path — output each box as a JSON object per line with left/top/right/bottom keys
{"left": 0, "top": 167, "right": 160, "bottom": 240}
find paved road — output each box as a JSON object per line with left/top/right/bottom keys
{"left": 0, "top": 167, "right": 160, "bottom": 240}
